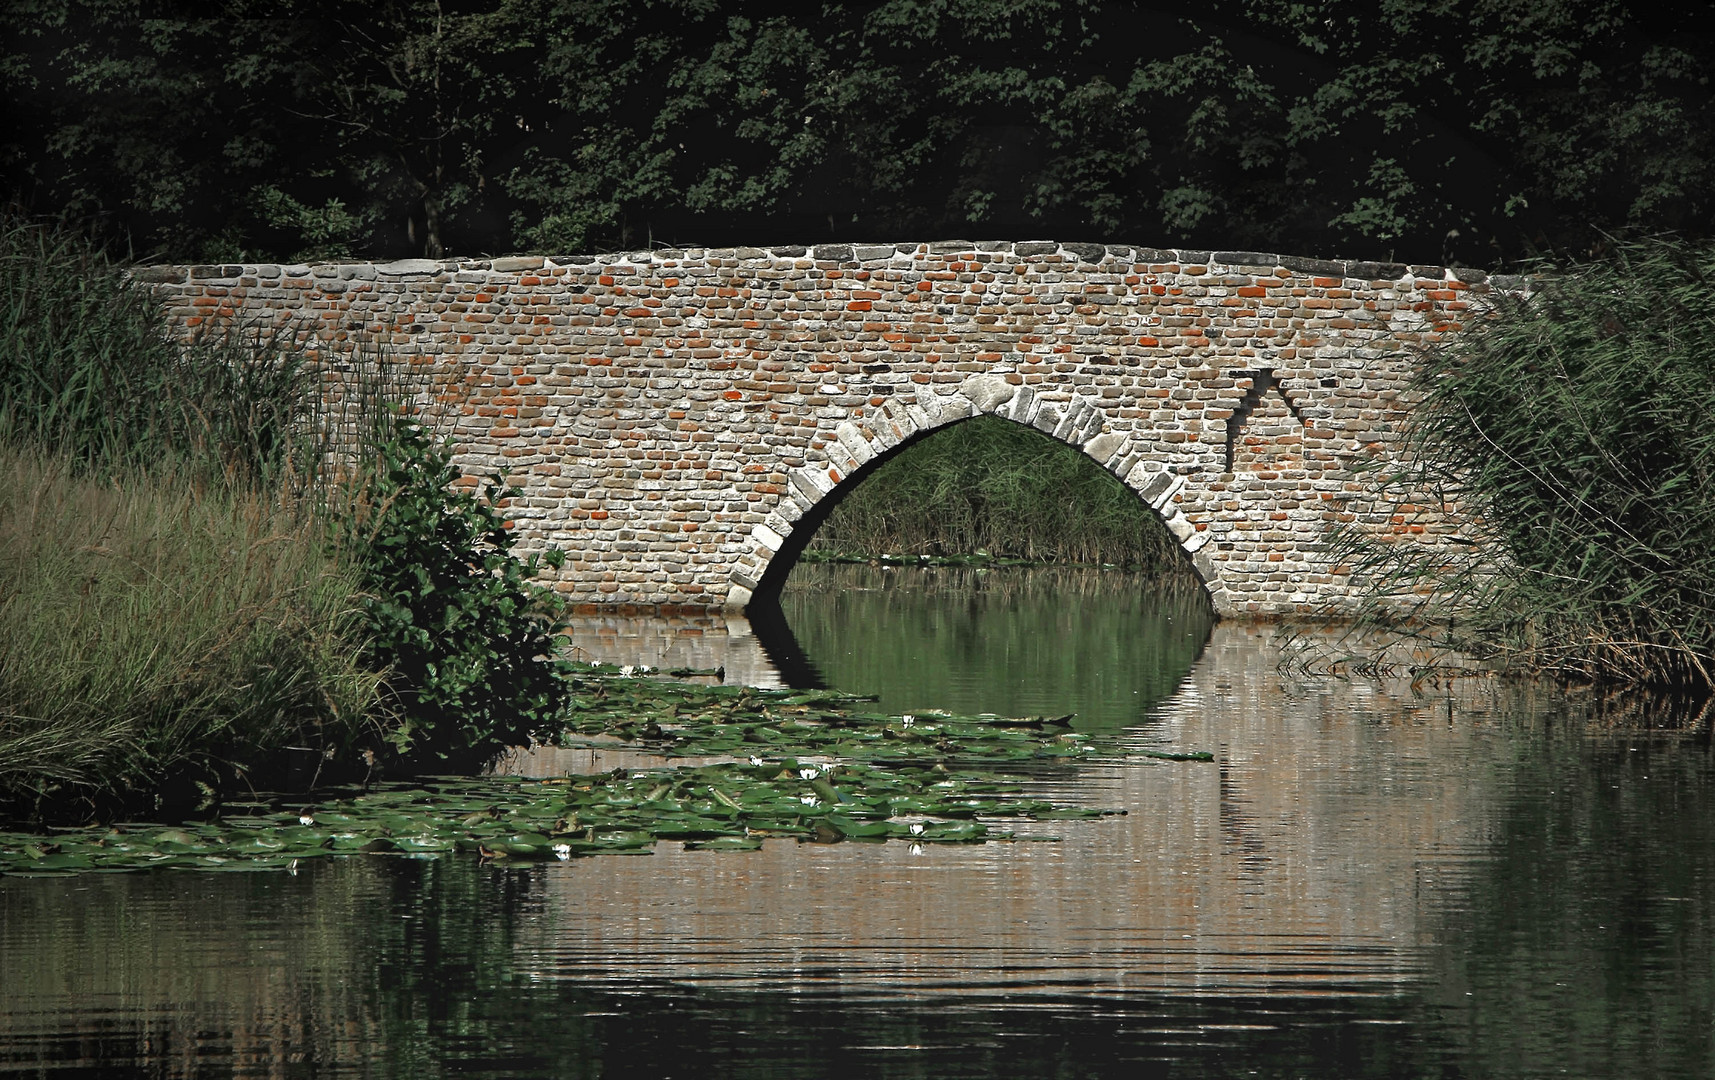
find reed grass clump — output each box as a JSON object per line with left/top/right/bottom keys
{"left": 1325, "top": 236, "right": 1715, "bottom": 689}
{"left": 805, "top": 415, "right": 1186, "bottom": 571}
{"left": 0, "top": 448, "right": 382, "bottom": 816}
{"left": 0, "top": 219, "right": 329, "bottom": 485}
{"left": 0, "top": 216, "right": 574, "bottom": 817}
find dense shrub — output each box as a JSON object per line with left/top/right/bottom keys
{"left": 339, "top": 413, "right": 570, "bottom": 769}
{"left": 1329, "top": 236, "right": 1715, "bottom": 688}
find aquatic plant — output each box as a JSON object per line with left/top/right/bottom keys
{"left": 0, "top": 663, "right": 1180, "bottom": 875}
{"left": 0, "top": 758, "right": 1125, "bottom": 874}
{"left": 556, "top": 669, "right": 1101, "bottom": 764}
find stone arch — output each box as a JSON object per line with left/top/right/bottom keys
{"left": 727, "top": 372, "right": 1221, "bottom": 612}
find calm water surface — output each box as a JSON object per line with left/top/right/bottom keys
{"left": 3, "top": 564, "right": 1713, "bottom": 1077}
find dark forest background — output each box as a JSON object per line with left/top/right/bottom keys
{"left": 4, "top": 0, "right": 1713, "bottom": 267}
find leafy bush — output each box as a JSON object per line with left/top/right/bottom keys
{"left": 340, "top": 413, "right": 570, "bottom": 768}
{"left": 1327, "top": 236, "right": 1715, "bottom": 688}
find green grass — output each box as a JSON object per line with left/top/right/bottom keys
{"left": 806, "top": 415, "right": 1186, "bottom": 571}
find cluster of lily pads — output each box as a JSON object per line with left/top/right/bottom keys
{"left": 0, "top": 759, "right": 1121, "bottom": 874}
{"left": 558, "top": 671, "right": 1098, "bottom": 763}
{"left": 0, "top": 666, "right": 1211, "bottom": 876}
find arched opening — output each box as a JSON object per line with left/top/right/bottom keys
{"left": 742, "top": 412, "right": 1216, "bottom": 727}
{"left": 744, "top": 410, "right": 1214, "bottom": 609}
{"left": 802, "top": 414, "right": 1194, "bottom": 570}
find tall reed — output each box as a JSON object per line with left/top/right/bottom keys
{"left": 806, "top": 415, "right": 1186, "bottom": 572}
{"left": 0, "top": 448, "right": 382, "bottom": 816}
{"left": 0, "top": 218, "right": 329, "bottom": 486}
{"left": 0, "top": 219, "right": 391, "bottom": 816}
{"left": 1321, "top": 236, "right": 1715, "bottom": 688}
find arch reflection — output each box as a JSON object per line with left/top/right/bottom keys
{"left": 767, "top": 563, "right": 1214, "bottom": 731}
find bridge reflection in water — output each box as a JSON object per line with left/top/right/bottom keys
{"left": 519, "top": 577, "right": 1500, "bottom": 998}
{"left": 7, "top": 568, "right": 1713, "bottom": 1075}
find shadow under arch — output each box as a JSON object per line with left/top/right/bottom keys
{"left": 742, "top": 401, "right": 1216, "bottom": 614}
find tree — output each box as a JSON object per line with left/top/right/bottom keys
{"left": 5, "top": 0, "right": 1711, "bottom": 264}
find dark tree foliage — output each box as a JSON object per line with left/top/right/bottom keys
{"left": 4, "top": 0, "right": 1712, "bottom": 265}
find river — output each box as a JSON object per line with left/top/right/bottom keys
{"left": 3, "top": 563, "right": 1712, "bottom": 1077}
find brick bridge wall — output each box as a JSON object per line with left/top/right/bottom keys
{"left": 144, "top": 241, "right": 1490, "bottom": 618}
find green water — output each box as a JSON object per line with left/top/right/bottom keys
{"left": 772, "top": 563, "right": 1215, "bottom": 729}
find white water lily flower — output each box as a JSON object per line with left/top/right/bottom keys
{"left": 619, "top": 665, "right": 635, "bottom": 677}
{"left": 900, "top": 715, "right": 915, "bottom": 728}
{"left": 553, "top": 843, "right": 572, "bottom": 860}
{"left": 798, "top": 767, "right": 820, "bottom": 780}
{"left": 909, "top": 844, "right": 924, "bottom": 856}
{"left": 909, "top": 822, "right": 926, "bottom": 835}
{"left": 748, "top": 756, "right": 765, "bottom": 766}
{"left": 298, "top": 814, "right": 314, "bottom": 826}
{"left": 800, "top": 795, "right": 820, "bottom": 807}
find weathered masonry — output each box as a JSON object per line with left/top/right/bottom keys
{"left": 145, "top": 241, "right": 1490, "bottom": 618}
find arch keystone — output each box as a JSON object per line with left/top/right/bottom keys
{"left": 960, "top": 374, "right": 1016, "bottom": 412}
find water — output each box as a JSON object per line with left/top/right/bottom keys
{"left": 4, "top": 564, "right": 1714, "bottom": 1077}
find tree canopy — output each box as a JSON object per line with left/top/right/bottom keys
{"left": 5, "top": 0, "right": 1712, "bottom": 264}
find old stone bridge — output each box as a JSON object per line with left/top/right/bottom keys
{"left": 147, "top": 241, "right": 1488, "bottom": 618}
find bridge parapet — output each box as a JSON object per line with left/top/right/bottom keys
{"left": 145, "top": 241, "right": 1488, "bottom": 617}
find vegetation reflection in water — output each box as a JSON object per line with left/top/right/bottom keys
{"left": 774, "top": 563, "right": 1216, "bottom": 729}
